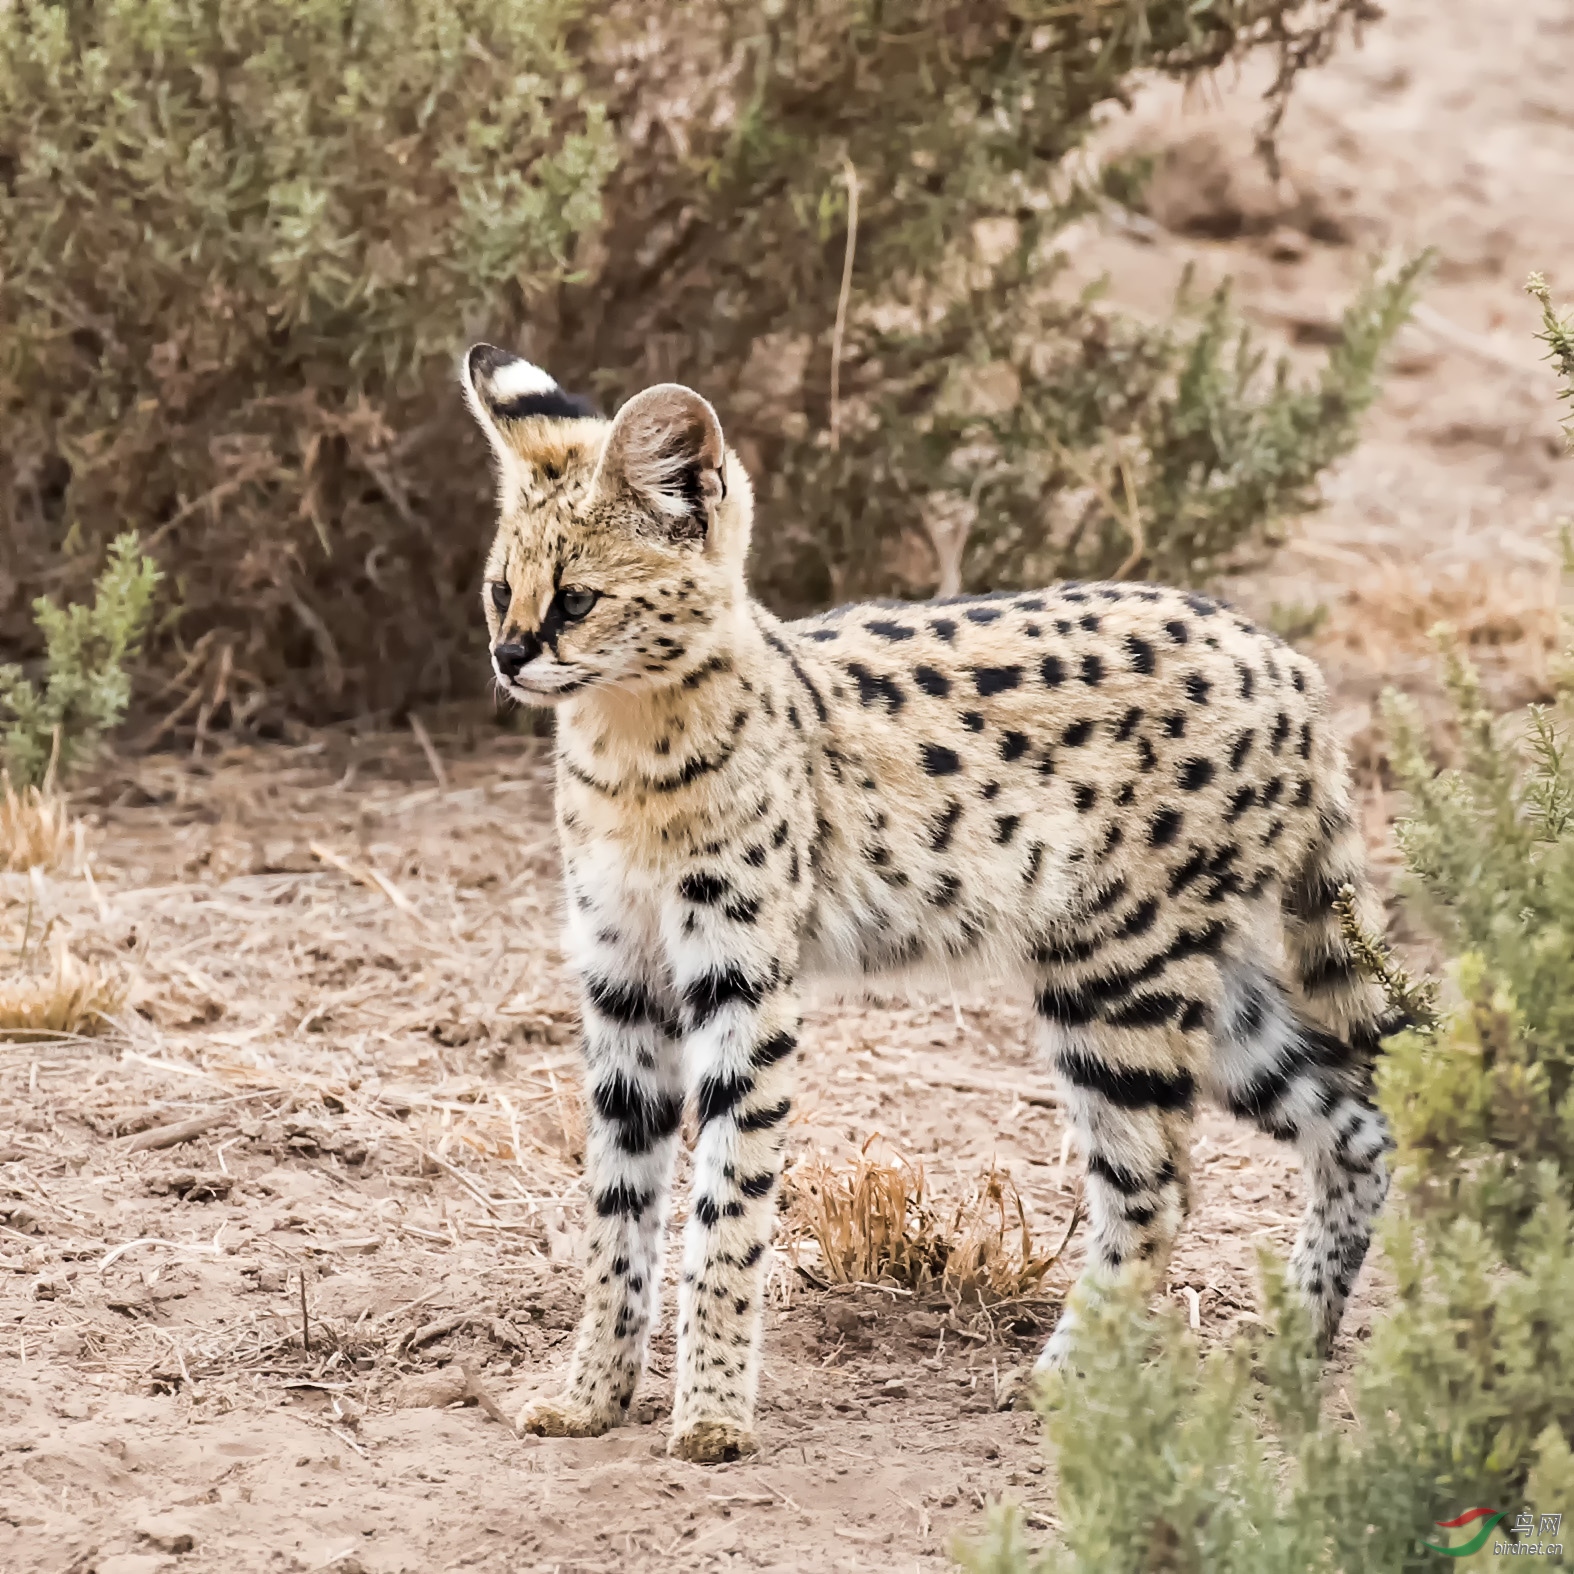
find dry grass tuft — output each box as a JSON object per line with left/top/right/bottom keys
{"left": 0, "top": 938, "right": 125, "bottom": 1039}
{"left": 1, "top": 774, "right": 83, "bottom": 873}
{"left": 783, "top": 1147, "right": 1078, "bottom": 1302}
{"left": 1321, "top": 556, "right": 1563, "bottom": 690}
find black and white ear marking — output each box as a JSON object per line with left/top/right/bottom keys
{"left": 461, "top": 344, "right": 597, "bottom": 464}
{"left": 590, "top": 383, "right": 727, "bottom": 544}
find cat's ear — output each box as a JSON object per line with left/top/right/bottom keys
{"left": 460, "top": 344, "right": 597, "bottom": 471}
{"left": 589, "top": 383, "right": 725, "bottom": 544}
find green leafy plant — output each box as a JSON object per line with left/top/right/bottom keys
{"left": 1528, "top": 273, "right": 1574, "bottom": 446}
{"left": 0, "top": 534, "right": 160, "bottom": 786}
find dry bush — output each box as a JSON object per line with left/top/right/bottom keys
{"left": 0, "top": 939, "right": 124, "bottom": 1040}
{"left": 2, "top": 0, "right": 1390, "bottom": 729}
{"left": 783, "top": 1147, "right": 1077, "bottom": 1302}
{"left": 0, "top": 776, "right": 83, "bottom": 874}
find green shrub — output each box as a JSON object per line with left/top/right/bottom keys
{"left": 0, "top": 0, "right": 611, "bottom": 725}
{"left": 0, "top": 533, "right": 160, "bottom": 786}
{"left": 1529, "top": 274, "right": 1574, "bottom": 446}
{"left": 960, "top": 285, "right": 1574, "bottom": 1572}
{"left": 3, "top": 0, "right": 1395, "bottom": 724}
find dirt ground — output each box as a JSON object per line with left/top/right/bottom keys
{"left": 3, "top": 2, "right": 1574, "bottom": 1570}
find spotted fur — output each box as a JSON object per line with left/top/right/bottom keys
{"left": 462, "top": 346, "right": 1398, "bottom": 1462}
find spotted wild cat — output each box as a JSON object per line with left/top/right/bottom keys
{"left": 460, "top": 345, "right": 1398, "bottom": 1463}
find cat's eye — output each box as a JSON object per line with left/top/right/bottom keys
{"left": 558, "top": 587, "right": 599, "bottom": 620}
{"left": 490, "top": 581, "right": 511, "bottom": 614}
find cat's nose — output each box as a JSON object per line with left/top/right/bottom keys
{"left": 493, "top": 642, "right": 534, "bottom": 678}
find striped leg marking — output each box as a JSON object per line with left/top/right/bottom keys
{"left": 668, "top": 957, "right": 798, "bottom": 1462}
{"left": 518, "top": 961, "right": 682, "bottom": 1438}
{"left": 1207, "top": 960, "right": 1390, "bottom": 1352}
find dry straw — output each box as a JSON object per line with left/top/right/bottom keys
{"left": 783, "top": 1145, "right": 1080, "bottom": 1302}
{"left": 0, "top": 936, "right": 124, "bottom": 1039}
{"left": 1, "top": 772, "right": 84, "bottom": 873}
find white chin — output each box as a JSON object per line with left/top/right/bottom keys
{"left": 502, "top": 677, "right": 587, "bottom": 705}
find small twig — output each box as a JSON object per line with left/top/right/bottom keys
{"left": 417, "top": 1145, "right": 503, "bottom": 1215}
{"left": 121, "top": 1109, "right": 233, "bottom": 1153}
{"left": 299, "top": 1269, "right": 312, "bottom": 1354}
{"left": 828, "top": 155, "right": 861, "bottom": 454}
{"left": 460, "top": 1361, "right": 519, "bottom": 1435}
{"left": 97, "top": 1237, "right": 223, "bottom": 1272}
{"left": 1112, "top": 451, "right": 1146, "bottom": 580}
{"left": 409, "top": 714, "right": 449, "bottom": 792}
{"left": 310, "top": 842, "right": 421, "bottom": 919}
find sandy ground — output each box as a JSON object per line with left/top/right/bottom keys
{"left": 4, "top": 1, "right": 1574, "bottom": 1569}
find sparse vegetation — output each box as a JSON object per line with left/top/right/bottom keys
{"left": 784, "top": 1149, "right": 1078, "bottom": 1302}
{"left": 0, "top": 940, "right": 124, "bottom": 1040}
{"left": 0, "top": 533, "right": 160, "bottom": 788}
{"left": 1528, "top": 273, "right": 1574, "bottom": 444}
{"left": 0, "top": 776, "right": 83, "bottom": 875}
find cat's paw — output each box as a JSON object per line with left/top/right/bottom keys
{"left": 669, "top": 1420, "right": 758, "bottom": 1464}
{"left": 516, "top": 1397, "right": 616, "bottom": 1439}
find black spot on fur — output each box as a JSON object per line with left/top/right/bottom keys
{"left": 845, "top": 663, "right": 906, "bottom": 714}
{"left": 1230, "top": 730, "right": 1255, "bottom": 770}
{"left": 961, "top": 711, "right": 985, "bottom": 732}
{"left": 1225, "top": 785, "right": 1257, "bottom": 822}
{"left": 929, "top": 800, "right": 964, "bottom": 851}
{"left": 914, "top": 665, "right": 951, "bottom": 698}
{"left": 593, "top": 1076, "right": 682, "bottom": 1155}
{"left": 1125, "top": 634, "right": 1156, "bottom": 675}
{"left": 679, "top": 872, "right": 730, "bottom": 905}
{"left": 973, "top": 665, "right": 1022, "bottom": 696}
{"left": 1184, "top": 673, "right": 1211, "bottom": 704}
{"left": 1178, "top": 758, "right": 1215, "bottom": 791}
{"left": 596, "top": 1182, "right": 653, "bottom": 1219}
{"left": 1000, "top": 730, "right": 1031, "bottom": 762}
{"left": 585, "top": 975, "right": 663, "bottom": 1028}
{"left": 1041, "top": 654, "right": 1066, "bottom": 687}
{"left": 1071, "top": 784, "right": 1097, "bottom": 813}
{"left": 931, "top": 872, "right": 963, "bottom": 907}
{"left": 695, "top": 1072, "right": 754, "bottom": 1128}
{"left": 930, "top": 618, "right": 958, "bottom": 642}
{"left": 1115, "top": 706, "right": 1143, "bottom": 741}
{"left": 919, "top": 742, "right": 956, "bottom": 780}
{"left": 1149, "top": 807, "right": 1183, "bottom": 846}
{"left": 1063, "top": 718, "right": 1095, "bottom": 747}
{"left": 994, "top": 814, "right": 1022, "bottom": 844}
{"left": 866, "top": 620, "right": 916, "bottom": 641}
{"left": 1080, "top": 653, "right": 1105, "bottom": 685}
{"left": 1165, "top": 620, "right": 1189, "bottom": 644}
{"left": 684, "top": 967, "right": 765, "bottom": 1028}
